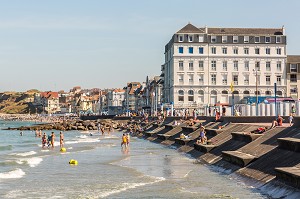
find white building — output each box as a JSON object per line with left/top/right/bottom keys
{"left": 107, "top": 89, "right": 125, "bottom": 115}
{"left": 162, "top": 23, "right": 287, "bottom": 114}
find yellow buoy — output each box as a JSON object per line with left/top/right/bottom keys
{"left": 69, "top": 159, "right": 78, "bottom": 165}
{"left": 60, "top": 147, "right": 66, "bottom": 152}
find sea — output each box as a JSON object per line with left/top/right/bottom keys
{"left": 0, "top": 120, "right": 299, "bottom": 199}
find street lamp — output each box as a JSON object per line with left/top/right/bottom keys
{"left": 253, "top": 68, "right": 259, "bottom": 116}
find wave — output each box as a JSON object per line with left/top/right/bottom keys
{"left": 0, "top": 168, "right": 25, "bottom": 179}
{"left": 77, "top": 139, "right": 100, "bottom": 143}
{"left": 97, "top": 176, "right": 165, "bottom": 198}
{"left": 65, "top": 141, "right": 79, "bottom": 144}
{"left": 11, "top": 151, "right": 37, "bottom": 157}
{"left": 0, "top": 145, "right": 13, "bottom": 151}
{"left": 76, "top": 135, "right": 87, "bottom": 139}
{"left": 16, "top": 157, "right": 43, "bottom": 167}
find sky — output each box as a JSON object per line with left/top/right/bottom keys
{"left": 0, "top": 0, "right": 300, "bottom": 92}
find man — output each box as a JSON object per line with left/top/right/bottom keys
{"left": 51, "top": 132, "right": 55, "bottom": 148}
{"left": 277, "top": 115, "right": 283, "bottom": 126}
{"left": 222, "top": 106, "right": 226, "bottom": 116}
{"left": 60, "top": 132, "right": 64, "bottom": 149}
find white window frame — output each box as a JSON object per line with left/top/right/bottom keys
{"left": 179, "top": 35, "right": 184, "bottom": 42}
{"left": 244, "top": 61, "right": 249, "bottom": 71}
{"left": 199, "top": 61, "right": 204, "bottom": 71}
{"left": 277, "top": 61, "right": 282, "bottom": 71}
{"left": 266, "top": 61, "right": 271, "bottom": 71}
{"left": 233, "top": 36, "right": 239, "bottom": 43}
{"left": 233, "top": 61, "right": 238, "bottom": 71}
{"left": 255, "top": 36, "right": 260, "bottom": 43}
{"left": 255, "top": 48, "right": 260, "bottom": 55}
{"left": 211, "top": 74, "right": 216, "bottom": 85}
{"left": 222, "top": 36, "right": 227, "bottom": 43}
{"left": 276, "top": 36, "right": 281, "bottom": 43}
{"left": 223, "top": 61, "right": 227, "bottom": 71}
{"left": 291, "top": 64, "right": 297, "bottom": 73}
{"left": 233, "top": 47, "right": 238, "bottom": 54}
{"left": 244, "top": 36, "right": 249, "bottom": 43}
{"left": 265, "top": 36, "right": 271, "bottom": 43}
{"left": 233, "top": 75, "right": 238, "bottom": 85}
{"left": 211, "top": 36, "right": 217, "bottom": 43}
{"left": 199, "top": 75, "right": 204, "bottom": 85}
{"left": 222, "top": 47, "right": 227, "bottom": 54}
{"left": 222, "top": 75, "right": 227, "bottom": 85}
{"left": 244, "top": 48, "right": 249, "bottom": 54}
{"left": 188, "top": 35, "right": 193, "bottom": 42}
{"left": 199, "top": 35, "right": 204, "bottom": 42}
{"left": 277, "top": 48, "right": 282, "bottom": 55}
{"left": 211, "top": 47, "right": 216, "bottom": 54}
{"left": 266, "top": 75, "right": 271, "bottom": 85}
{"left": 211, "top": 60, "right": 217, "bottom": 71}
{"left": 266, "top": 48, "right": 270, "bottom": 55}
{"left": 179, "top": 61, "right": 184, "bottom": 71}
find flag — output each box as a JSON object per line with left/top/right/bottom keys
{"left": 230, "top": 81, "right": 234, "bottom": 92}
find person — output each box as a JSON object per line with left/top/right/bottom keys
{"left": 289, "top": 113, "right": 293, "bottom": 126}
{"left": 47, "top": 134, "right": 52, "bottom": 148}
{"left": 20, "top": 131, "right": 23, "bottom": 136}
{"left": 197, "top": 126, "right": 207, "bottom": 144}
{"left": 291, "top": 105, "right": 296, "bottom": 116}
{"left": 121, "top": 133, "right": 127, "bottom": 148}
{"left": 215, "top": 110, "right": 221, "bottom": 121}
{"left": 51, "top": 132, "right": 55, "bottom": 148}
{"left": 42, "top": 133, "right": 47, "bottom": 148}
{"left": 222, "top": 106, "right": 226, "bottom": 116}
{"left": 60, "top": 132, "right": 64, "bottom": 149}
{"left": 208, "top": 107, "right": 211, "bottom": 116}
{"left": 97, "top": 123, "right": 101, "bottom": 133}
{"left": 126, "top": 133, "right": 130, "bottom": 146}
{"left": 271, "top": 115, "right": 284, "bottom": 128}
{"left": 180, "top": 133, "right": 185, "bottom": 139}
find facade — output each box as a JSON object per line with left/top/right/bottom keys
{"left": 107, "top": 89, "right": 125, "bottom": 115}
{"left": 162, "top": 23, "right": 287, "bottom": 113}
{"left": 123, "top": 82, "right": 142, "bottom": 112}
{"left": 286, "top": 55, "right": 300, "bottom": 99}
{"left": 38, "top": 91, "right": 60, "bottom": 114}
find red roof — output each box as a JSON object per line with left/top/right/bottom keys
{"left": 40, "top": 91, "right": 59, "bottom": 99}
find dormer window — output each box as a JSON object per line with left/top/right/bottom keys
{"left": 276, "top": 36, "right": 281, "bottom": 43}
{"left": 255, "top": 36, "right": 260, "bottom": 43}
{"left": 188, "top": 35, "right": 193, "bottom": 42}
{"left": 233, "top": 36, "right": 238, "bottom": 43}
{"left": 265, "top": 36, "right": 271, "bottom": 43}
{"left": 211, "top": 36, "right": 217, "bottom": 43}
{"left": 222, "top": 36, "right": 227, "bottom": 43}
{"left": 199, "top": 35, "right": 204, "bottom": 42}
{"left": 244, "top": 36, "right": 249, "bottom": 43}
{"left": 179, "top": 35, "right": 184, "bottom": 42}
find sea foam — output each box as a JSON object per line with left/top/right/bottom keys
{"left": 0, "top": 168, "right": 25, "bottom": 179}
{"left": 13, "top": 151, "right": 37, "bottom": 157}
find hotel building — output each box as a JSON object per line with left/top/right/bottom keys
{"left": 161, "top": 23, "right": 287, "bottom": 113}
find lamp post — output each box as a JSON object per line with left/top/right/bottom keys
{"left": 253, "top": 69, "right": 259, "bottom": 116}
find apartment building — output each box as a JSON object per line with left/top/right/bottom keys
{"left": 287, "top": 55, "right": 300, "bottom": 99}
{"left": 162, "top": 23, "right": 287, "bottom": 113}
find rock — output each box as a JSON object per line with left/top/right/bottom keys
{"left": 71, "top": 126, "right": 78, "bottom": 130}
{"left": 77, "top": 126, "right": 85, "bottom": 130}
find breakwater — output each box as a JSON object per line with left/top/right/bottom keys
{"left": 115, "top": 115, "right": 300, "bottom": 195}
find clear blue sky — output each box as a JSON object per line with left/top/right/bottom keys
{"left": 0, "top": 0, "right": 299, "bottom": 92}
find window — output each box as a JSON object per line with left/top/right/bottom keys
{"left": 255, "top": 36, "right": 260, "bottom": 43}
{"left": 277, "top": 61, "right": 282, "bottom": 71}
{"left": 233, "top": 36, "right": 238, "bottom": 43}
{"left": 291, "top": 64, "right": 297, "bottom": 73}
{"left": 234, "top": 61, "right": 238, "bottom": 71}
{"left": 199, "top": 47, "right": 204, "bottom": 54}
{"left": 222, "top": 36, "right": 227, "bottom": 43}
{"left": 266, "top": 76, "right": 271, "bottom": 85}
{"left": 211, "top": 47, "right": 216, "bottom": 54}
{"left": 223, "top": 61, "right": 227, "bottom": 71}
{"left": 222, "top": 47, "right": 227, "bottom": 54}
{"left": 188, "top": 47, "right": 193, "bottom": 54}
{"left": 244, "top": 61, "right": 249, "bottom": 71}
{"left": 244, "top": 36, "right": 249, "bottom": 43}
{"left": 244, "top": 75, "right": 249, "bottom": 85}
{"left": 199, "top": 75, "right": 204, "bottom": 85}
{"left": 222, "top": 75, "right": 227, "bottom": 85}
{"left": 199, "top": 35, "right": 204, "bottom": 42}
{"left": 265, "top": 37, "right": 271, "bottom": 43}
{"left": 188, "top": 75, "right": 194, "bottom": 84}
{"left": 188, "top": 35, "right": 193, "bottom": 42}
{"left": 276, "top": 36, "right": 281, "bottom": 43}
{"left": 255, "top": 48, "right": 260, "bottom": 54}
{"left": 255, "top": 61, "right": 260, "bottom": 70}
{"left": 244, "top": 48, "right": 249, "bottom": 54}
{"left": 179, "top": 47, "right": 183, "bottom": 53}
{"left": 179, "top": 35, "right": 184, "bottom": 42}
{"left": 178, "top": 90, "right": 184, "bottom": 101}
{"left": 277, "top": 76, "right": 281, "bottom": 85}
{"left": 211, "top": 60, "right": 216, "bottom": 71}
{"left": 199, "top": 61, "right": 204, "bottom": 71}
{"left": 188, "top": 90, "right": 194, "bottom": 101}
{"left": 291, "top": 87, "right": 297, "bottom": 94}
{"left": 277, "top": 48, "right": 282, "bottom": 55}
{"left": 233, "top": 47, "right": 238, "bottom": 54}
{"left": 211, "top": 36, "right": 217, "bottom": 43}
{"left": 211, "top": 74, "right": 216, "bottom": 85}
{"left": 266, "top": 62, "right": 271, "bottom": 71}
{"left": 179, "top": 61, "right": 184, "bottom": 71}
{"left": 233, "top": 75, "right": 238, "bottom": 85}
{"left": 291, "top": 74, "right": 297, "bottom": 82}
{"left": 178, "top": 74, "right": 184, "bottom": 84}
{"left": 266, "top": 48, "right": 270, "bottom": 55}
{"left": 189, "top": 62, "right": 194, "bottom": 70}
{"left": 265, "top": 91, "right": 271, "bottom": 96}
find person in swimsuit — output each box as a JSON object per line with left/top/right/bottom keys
{"left": 42, "top": 133, "right": 47, "bottom": 148}
{"left": 51, "top": 132, "right": 55, "bottom": 148}
{"left": 121, "top": 134, "right": 127, "bottom": 148}
{"left": 60, "top": 131, "right": 64, "bottom": 148}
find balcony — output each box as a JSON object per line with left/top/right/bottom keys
{"left": 244, "top": 80, "right": 249, "bottom": 85}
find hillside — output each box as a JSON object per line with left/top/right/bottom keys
{"left": 0, "top": 90, "right": 39, "bottom": 114}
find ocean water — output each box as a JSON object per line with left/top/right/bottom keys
{"left": 0, "top": 120, "right": 292, "bottom": 199}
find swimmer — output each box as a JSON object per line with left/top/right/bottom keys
{"left": 51, "top": 132, "right": 55, "bottom": 148}
{"left": 59, "top": 132, "right": 64, "bottom": 148}
{"left": 20, "top": 131, "right": 23, "bottom": 136}
{"left": 121, "top": 133, "right": 127, "bottom": 148}
{"left": 42, "top": 133, "right": 47, "bottom": 148}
